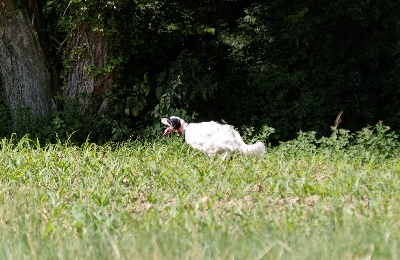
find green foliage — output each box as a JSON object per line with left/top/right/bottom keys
{"left": 276, "top": 122, "right": 400, "bottom": 161}
{"left": 6, "top": 0, "right": 399, "bottom": 142}
{"left": 240, "top": 124, "right": 276, "bottom": 145}
{"left": 0, "top": 126, "right": 400, "bottom": 258}
{"left": 352, "top": 122, "right": 400, "bottom": 158}
{"left": 223, "top": 0, "right": 400, "bottom": 139}
{"left": 153, "top": 53, "right": 217, "bottom": 118}
{"left": 123, "top": 74, "right": 150, "bottom": 117}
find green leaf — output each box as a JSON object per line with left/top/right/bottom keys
{"left": 167, "top": 23, "right": 179, "bottom": 31}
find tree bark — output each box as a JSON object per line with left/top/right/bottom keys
{"left": 0, "top": 0, "right": 53, "bottom": 125}
{"left": 63, "top": 29, "right": 113, "bottom": 112}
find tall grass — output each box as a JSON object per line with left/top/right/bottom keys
{"left": 0, "top": 125, "right": 399, "bottom": 259}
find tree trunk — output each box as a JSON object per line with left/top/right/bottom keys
{"left": 63, "top": 29, "right": 112, "bottom": 113}
{"left": 0, "top": 0, "right": 53, "bottom": 126}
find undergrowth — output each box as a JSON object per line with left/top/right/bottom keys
{"left": 0, "top": 123, "right": 399, "bottom": 259}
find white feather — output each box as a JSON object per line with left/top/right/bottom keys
{"left": 162, "top": 117, "right": 265, "bottom": 160}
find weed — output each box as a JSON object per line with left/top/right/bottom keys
{"left": 0, "top": 124, "right": 399, "bottom": 258}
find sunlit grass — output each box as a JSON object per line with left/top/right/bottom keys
{"left": 0, "top": 132, "right": 399, "bottom": 259}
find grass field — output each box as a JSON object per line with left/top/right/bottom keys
{"left": 0, "top": 126, "right": 399, "bottom": 259}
